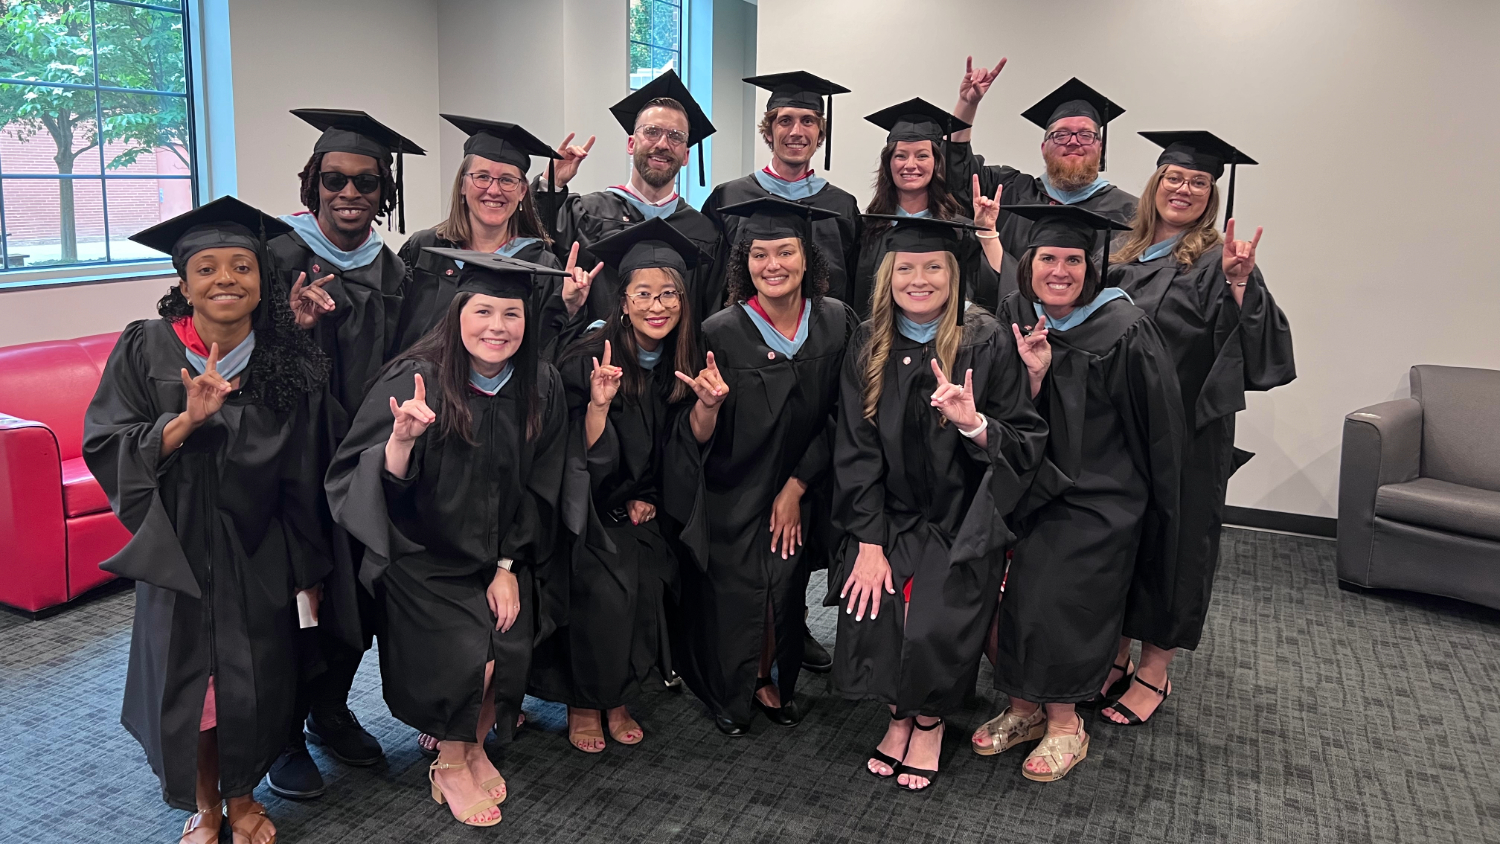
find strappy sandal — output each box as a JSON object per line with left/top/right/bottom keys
{"left": 429, "top": 759, "right": 501, "bottom": 828}
{"left": 567, "top": 709, "right": 606, "bottom": 754}
{"left": 971, "top": 705, "right": 1046, "bottom": 756}
{"left": 227, "top": 800, "right": 276, "bottom": 844}
{"left": 894, "top": 718, "right": 943, "bottom": 791}
{"left": 479, "top": 773, "right": 507, "bottom": 805}
{"left": 866, "top": 715, "right": 911, "bottom": 779}
{"left": 607, "top": 710, "right": 644, "bottom": 745}
{"left": 179, "top": 806, "right": 221, "bottom": 844}
{"left": 1102, "top": 675, "right": 1172, "bottom": 726}
{"left": 1079, "top": 659, "right": 1135, "bottom": 710}
{"left": 1022, "top": 721, "right": 1089, "bottom": 783}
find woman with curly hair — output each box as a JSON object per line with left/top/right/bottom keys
{"left": 83, "top": 198, "right": 335, "bottom": 844}
{"left": 664, "top": 196, "right": 857, "bottom": 735}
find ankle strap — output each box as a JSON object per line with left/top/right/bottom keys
{"left": 912, "top": 717, "right": 943, "bottom": 731}
{"left": 1132, "top": 675, "right": 1168, "bottom": 696}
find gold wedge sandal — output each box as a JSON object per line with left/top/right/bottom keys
{"left": 1021, "top": 720, "right": 1089, "bottom": 783}
{"left": 972, "top": 706, "right": 1046, "bottom": 756}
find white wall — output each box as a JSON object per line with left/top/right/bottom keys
{"left": 756, "top": 0, "right": 1500, "bottom": 519}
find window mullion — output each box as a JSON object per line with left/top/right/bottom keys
{"left": 90, "top": 0, "right": 113, "bottom": 263}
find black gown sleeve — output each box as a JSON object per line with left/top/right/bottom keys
{"left": 963, "top": 326, "right": 1050, "bottom": 518}
{"left": 831, "top": 329, "right": 888, "bottom": 547}
{"left": 1121, "top": 317, "right": 1187, "bottom": 579}
{"left": 278, "top": 388, "right": 336, "bottom": 592}
{"left": 1192, "top": 252, "right": 1296, "bottom": 427}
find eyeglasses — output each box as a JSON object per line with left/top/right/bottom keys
{"left": 319, "top": 171, "right": 381, "bottom": 194}
{"left": 1161, "top": 173, "right": 1213, "bottom": 194}
{"left": 465, "top": 172, "right": 527, "bottom": 192}
{"left": 1044, "top": 130, "right": 1098, "bottom": 146}
{"left": 627, "top": 289, "right": 681, "bottom": 309}
{"left": 635, "top": 124, "right": 689, "bottom": 147}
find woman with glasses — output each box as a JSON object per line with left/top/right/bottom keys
{"left": 529, "top": 218, "right": 705, "bottom": 752}
{"left": 1097, "top": 132, "right": 1294, "bottom": 728}
{"left": 393, "top": 116, "right": 601, "bottom": 359}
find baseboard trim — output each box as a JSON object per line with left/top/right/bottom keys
{"left": 1223, "top": 506, "right": 1337, "bottom": 539}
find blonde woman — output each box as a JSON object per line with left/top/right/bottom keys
{"left": 832, "top": 215, "right": 1046, "bottom": 791}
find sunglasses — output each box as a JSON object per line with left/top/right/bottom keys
{"left": 319, "top": 171, "right": 382, "bottom": 195}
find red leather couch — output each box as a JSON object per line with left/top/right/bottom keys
{"left": 0, "top": 332, "right": 130, "bottom": 612}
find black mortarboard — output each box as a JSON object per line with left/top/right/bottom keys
{"left": 131, "top": 195, "right": 291, "bottom": 275}
{"left": 744, "top": 70, "right": 850, "bottom": 170}
{"left": 862, "top": 214, "right": 983, "bottom": 324}
{"left": 864, "top": 98, "right": 970, "bottom": 145}
{"left": 1139, "top": 130, "right": 1258, "bottom": 226}
{"left": 1007, "top": 203, "right": 1132, "bottom": 279}
{"left": 610, "top": 70, "right": 717, "bottom": 187}
{"left": 441, "top": 114, "right": 561, "bottom": 203}
{"left": 586, "top": 217, "right": 707, "bottom": 281}
{"left": 424, "top": 248, "right": 568, "bottom": 300}
{"left": 717, "top": 195, "right": 841, "bottom": 244}
{"left": 1019, "top": 78, "right": 1124, "bottom": 170}
{"left": 292, "top": 108, "right": 427, "bottom": 233}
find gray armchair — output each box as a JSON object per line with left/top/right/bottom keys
{"left": 1337, "top": 365, "right": 1500, "bottom": 609}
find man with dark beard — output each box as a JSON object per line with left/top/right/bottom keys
{"left": 948, "top": 61, "right": 1137, "bottom": 309}
{"left": 535, "top": 70, "right": 721, "bottom": 328}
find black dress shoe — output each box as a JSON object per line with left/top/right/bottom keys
{"left": 306, "top": 707, "right": 384, "bottom": 766}
{"left": 802, "top": 625, "right": 833, "bottom": 673}
{"left": 714, "top": 715, "right": 750, "bottom": 737}
{"left": 752, "top": 678, "right": 805, "bottom": 727}
{"left": 267, "top": 741, "right": 326, "bottom": 800}
{"left": 663, "top": 670, "right": 684, "bottom": 692}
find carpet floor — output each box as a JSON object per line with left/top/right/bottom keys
{"left": 2, "top": 528, "right": 1497, "bottom": 843}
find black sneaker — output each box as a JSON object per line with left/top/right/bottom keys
{"left": 802, "top": 625, "right": 833, "bottom": 673}
{"left": 267, "top": 740, "right": 326, "bottom": 800}
{"left": 306, "top": 707, "right": 385, "bottom": 767}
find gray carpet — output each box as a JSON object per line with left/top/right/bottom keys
{"left": 2, "top": 528, "right": 1498, "bottom": 843}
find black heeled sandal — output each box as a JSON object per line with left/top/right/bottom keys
{"left": 1102, "top": 675, "right": 1171, "bottom": 726}
{"left": 1079, "top": 659, "right": 1134, "bottom": 710}
{"left": 893, "top": 718, "right": 943, "bottom": 791}
{"left": 866, "top": 715, "right": 911, "bottom": 779}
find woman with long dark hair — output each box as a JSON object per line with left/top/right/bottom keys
{"left": 324, "top": 253, "right": 569, "bottom": 828}
{"left": 1099, "top": 132, "right": 1294, "bottom": 727}
{"left": 83, "top": 198, "right": 334, "bottom": 844}
{"left": 529, "top": 218, "right": 704, "bottom": 751}
{"left": 833, "top": 214, "right": 1046, "bottom": 792}
{"left": 976, "top": 205, "right": 1183, "bottom": 783}
{"left": 664, "top": 196, "right": 858, "bottom": 735}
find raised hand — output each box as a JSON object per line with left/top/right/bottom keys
{"left": 1012, "top": 315, "right": 1052, "bottom": 375}
{"left": 590, "top": 339, "right": 623, "bottom": 408}
{"left": 1222, "top": 218, "right": 1262, "bottom": 281}
{"left": 841, "top": 542, "right": 895, "bottom": 622}
{"left": 972, "top": 175, "right": 1003, "bottom": 232}
{"left": 388, "top": 373, "right": 436, "bottom": 444}
{"left": 958, "top": 55, "right": 1007, "bottom": 106}
{"left": 180, "top": 342, "right": 233, "bottom": 425}
{"left": 289, "top": 271, "right": 336, "bottom": 329}
{"left": 929, "top": 358, "right": 981, "bottom": 431}
{"left": 675, "top": 351, "right": 729, "bottom": 410}
{"left": 552, "top": 132, "right": 596, "bottom": 188}
{"left": 562, "top": 241, "right": 604, "bottom": 316}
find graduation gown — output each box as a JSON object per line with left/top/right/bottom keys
{"left": 851, "top": 216, "right": 992, "bottom": 320}
{"left": 533, "top": 184, "right": 720, "bottom": 327}
{"left": 528, "top": 346, "right": 686, "bottom": 709}
{"left": 948, "top": 142, "right": 1137, "bottom": 310}
{"left": 392, "top": 227, "right": 580, "bottom": 361}
{"left": 828, "top": 312, "right": 1047, "bottom": 718}
{"left": 1109, "top": 247, "right": 1295, "bottom": 649}
{"left": 664, "top": 297, "right": 857, "bottom": 724}
{"left": 700, "top": 175, "right": 861, "bottom": 314}
{"left": 324, "top": 358, "right": 567, "bottom": 742}
{"left": 82, "top": 319, "right": 335, "bottom": 810}
{"left": 992, "top": 293, "right": 1184, "bottom": 703}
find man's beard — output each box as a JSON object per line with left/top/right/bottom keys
{"left": 1044, "top": 151, "right": 1101, "bottom": 192}
{"left": 634, "top": 147, "right": 682, "bottom": 189}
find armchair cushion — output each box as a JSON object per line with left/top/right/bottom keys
{"left": 60, "top": 457, "right": 111, "bottom": 517}
{"left": 1375, "top": 477, "right": 1500, "bottom": 543}
{"left": 1410, "top": 365, "right": 1500, "bottom": 492}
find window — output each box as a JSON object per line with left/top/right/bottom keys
{"left": 627, "top": 0, "right": 681, "bottom": 92}
{"left": 0, "top": 0, "right": 198, "bottom": 276}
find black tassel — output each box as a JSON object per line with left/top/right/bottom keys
{"left": 396, "top": 145, "right": 406, "bottom": 234}
{"left": 1224, "top": 162, "right": 1237, "bottom": 231}
{"left": 549, "top": 159, "right": 556, "bottom": 205}
{"left": 823, "top": 89, "right": 833, "bottom": 171}
{"left": 1099, "top": 102, "right": 1109, "bottom": 172}
{"left": 698, "top": 142, "right": 706, "bottom": 187}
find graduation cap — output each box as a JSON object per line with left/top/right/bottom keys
{"left": 131, "top": 195, "right": 291, "bottom": 275}
{"left": 1139, "top": 130, "right": 1258, "bottom": 227}
{"left": 1019, "top": 78, "right": 1124, "bottom": 170}
{"left": 1006, "top": 204, "right": 1132, "bottom": 279}
{"left": 441, "top": 114, "right": 562, "bottom": 204}
{"left": 744, "top": 71, "right": 851, "bottom": 170}
{"left": 292, "top": 108, "right": 427, "bottom": 233}
{"left": 717, "top": 195, "right": 841, "bottom": 244}
{"left": 862, "top": 214, "right": 983, "bottom": 324}
{"left": 610, "top": 70, "right": 717, "bottom": 187}
{"left": 423, "top": 249, "right": 568, "bottom": 300}
{"left": 864, "top": 98, "right": 970, "bottom": 145}
{"left": 586, "top": 217, "right": 708, "bottom": 280}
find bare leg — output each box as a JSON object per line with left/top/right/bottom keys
{"left": 1023, "top": 704, "right": 1082, "bottom": 777}
{"left": 754, "top": 599, "right": 781, "bottom": 708}
{"left": 983, "top": 597, "right": 1000, "bottom": 666}
{"left": 179, "top": 730, "right": 222, "bottom": 843}
{"left": 467, "top": 660, "right": 508, "bottom": 800}
{"left": 1102, "top": 642, "right": 1175, "bottom": 724}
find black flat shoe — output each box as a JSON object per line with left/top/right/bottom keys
{"left": 714, "top": 715, "right": 750, "bottom": 737}
{"left": 1079, "top": 659, "right": 1134, "bottom": 710}
{"left": 267, "top": 741, "right": 326, "bottom": 800}
{"left": 752, "top": 678, "right": 804, "bottom": 727}
{"left": 306, "top": 707, "right": 385, "bottom": 766}
{"left": 802, "top": 625, "right": 833, "bottom": 673}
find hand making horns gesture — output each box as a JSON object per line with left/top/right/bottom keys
{"left": 179, "top": 342, "right": 233, "bottom": 425}
{"left": 674, "top": 350, "right": 729, "bottom": 410}
{"left": 563, "top": 241, "right": 605, "bottom": 317}
{"left": 389, "top": 373, "right": 436, "bottom": 443}
{"left": 590, "top": 339, "right": 624, "bottom": 408}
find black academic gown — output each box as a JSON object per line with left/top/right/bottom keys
{"left": 392, "top": 228, "right": 576, "bottom": 361}
{"left": 949, "top": 142, "right": 1137, "bottom": 310}
{"left": 533, "top": 183, "right": 720, "bottom": 327}
{"left": 828, "top": 312, "right": 1047, "bottom": 718}
{"left": 324, "top": 358, "right": 567, "bottom": 742}
{"left": 992, "top": 293, "right": 1184, "bottom": 703}
{"left": 851, "top": 215, "right": 992, "bottom": 320}
{"left": 82, "top": 319, "right": 336, "bottom": 810}
{"left": 528, "top": 344, "right": 686, "bottom": 709}
{"left": 700, "top": 175, "right": 862, "bottom": 314}
{"left": 1108, "top": 247, "right": 1295, "bottom": 650}
{"left": 664, "top": 297, "right": 857, "bottom": 725}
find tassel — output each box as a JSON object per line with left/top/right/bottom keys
{"left": 1099, "top": 102, "right": 1109, "bottom": 172}
{"left": 698, "top": 142, "right": 706, "bottom": 187}
{"left": 549, "top": 159, "right": 556, "bottom": 205}
{"left": 1224, "top": 163, "right": 1238, "bottom": 231}
{"left": 395, "top": 145, "right": 406, "bottom": 234}
{"left": 823, "top": 89, "right": 833, "bottom": 171}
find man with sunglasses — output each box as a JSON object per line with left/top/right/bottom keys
{"left": 947, "top": 62, "right": 1138, "bottom": 308}
{"left": 265, "top": 108, "right": 426, "bottom": 802}
{"left": 535, "top": 70, "right": 721, "bottom": 327}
